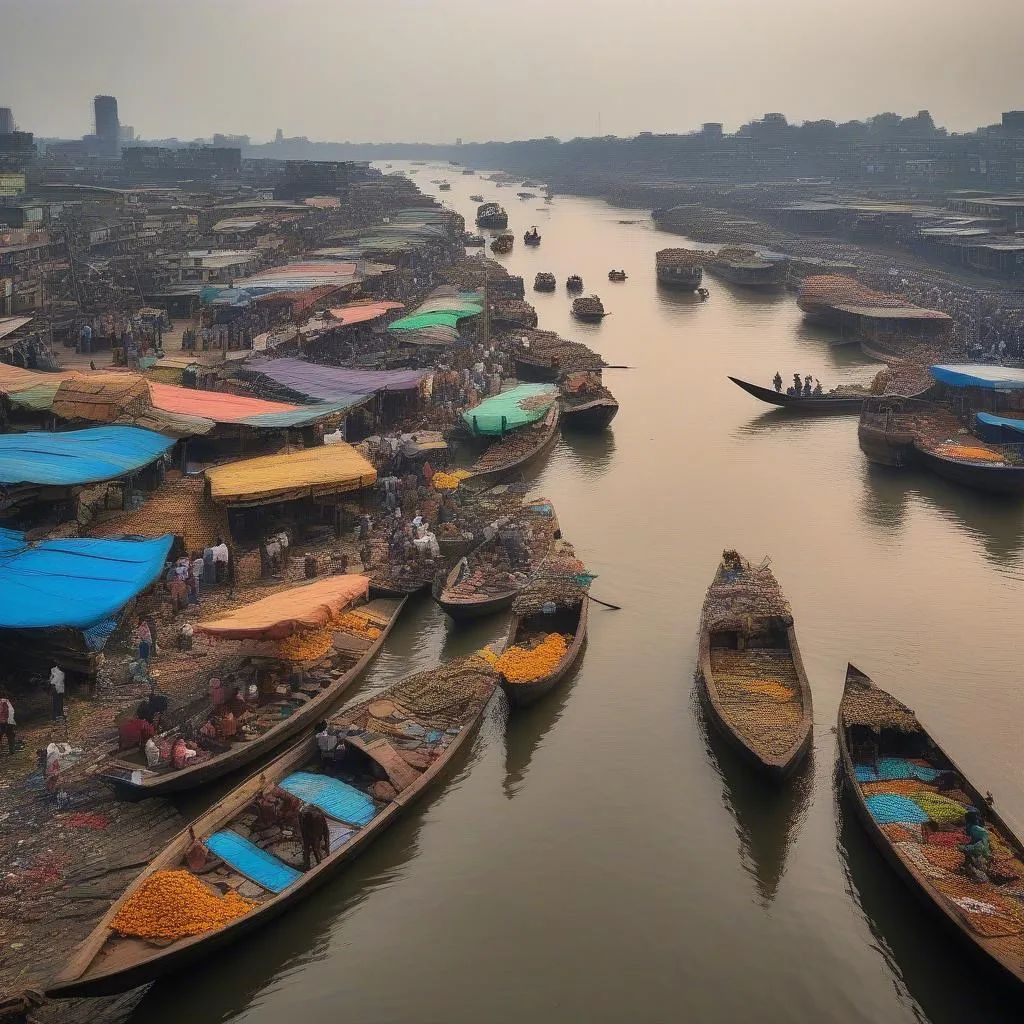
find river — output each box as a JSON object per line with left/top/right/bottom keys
{"left": 131, "top": 165, "right": 1024, "bottom": 1024}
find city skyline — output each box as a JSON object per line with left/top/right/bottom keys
{"left": 2, "top": 0, "right": 1022, "bottom": 143}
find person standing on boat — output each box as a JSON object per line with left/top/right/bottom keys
{"left": 299, "top": 803, "right": 330, "bottom": 870}
{"left": 773, "top": 371, "right": 783, "bottom": 393}
{"left": 793, "top": 373, "right": 802, "bottom": 395}
{"left": 961, "top": 809, "right": 993, "bottom": 879}
{"left": 803, "top": 376, "right": 813, "bottom": 397}
{"left": 813, "top": 380, "right": 823, "bottom": 396}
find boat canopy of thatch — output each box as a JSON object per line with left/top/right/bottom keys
{"left": 841, "top": 674, "right": 921, "bottom": 734}
{"left": 702, "top": 550, "right": 792, "bottom": 634}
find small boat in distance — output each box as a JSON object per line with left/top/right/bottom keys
{"left": 517, "top": 191, "right": 536, "bottom": 199}
{"left": 470, "top": 193, "right": 485, "bottom": 202}
{"left": 565, "top": 275, "right": 584, "bottom": 293}
{"left": 656, "top": 248, "right": 704, "bottom": 290}
{"left": 439, "top": 182, "right": 452, "bottom": 191}
{"left": 490, "top": 233, "right": 514, "bottom": 255}
{"left": 476, "top": 202, "right": 508, "bottom": 230}
{"left": 696, "top": 551, "right": 813, "bottom": 781}
{"left": 523, "top": 227, "right": 541, "bottom": 246}
{"left": 534, "top": 272, "right": 557, "bottom": 292}
{"left": 728, "top": 376, "right": 868, "bottom": 414}
{"left": 463, "top": 232, "right": 486, "bottom": 247}
{"left": 608, "top": 270, "right": 627, "bottom": 282}
{"left": 571, "top": 295, "right": 606, "bottom": 322}
{"left": 838, "top": 664, "right": 1024, "bottom": 993}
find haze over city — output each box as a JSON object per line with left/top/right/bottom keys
{"left": 4, "top": 0, "right": 1024, "bottom": 141}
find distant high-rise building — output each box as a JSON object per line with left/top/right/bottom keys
{"left": 275, "top": 128, "right": 284, "bottom": 143}
{"left": 119, "top": 125, "right": 135, "bottom": 143}
{"left": 93, "top": 95, "right": 120, "bottom": 153}
{"left": 0, "top": 108, "right": 13, "bottom": 135}
{"left": 1001, "top": 111, "right": 1024, "bottom": 134}
{"left": 702, "top": 123, "right": 724, "bottom": 137}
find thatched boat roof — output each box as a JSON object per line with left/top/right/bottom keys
{"left": 701, "top": 550, "right": 792, "bottom": 633}
{"left": 841, "top": 667, "right": 921, "bottom": 733}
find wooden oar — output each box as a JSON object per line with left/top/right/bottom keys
{"left": 585, "top": 593, "right": 621, "bottom": 611}
{"left": 601, "top": 364, "right": 634, "bottom": 370}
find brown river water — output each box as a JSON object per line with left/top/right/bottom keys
{"left": 131, "top": 165, "right": 1024, "bottom": 1024}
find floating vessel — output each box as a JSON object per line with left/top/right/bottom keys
{"left": 608, "top": 270, "right": 627, "bottom": 282}
{"left": 476, "top": 202, "right": 508, "bottom": 230}
{"left": 467, "top": 403, "right": 562, "bottom": 481}
{"left": 655, "top": 248, "right": 704, "bottom": 290}
{"left": 707, "top": 248, "right": 787, "bottom": 289}
{"left": 727, "top": 376, "right": 868, "bottom": 414}
{"left": 838, "top": 664, "right": 1024, "bottom": 993}
{"left": 48, "top": 655, "right": 498, "bottom": 998}
{"left": 495, "top": 543, "right": 589, "bottom": 708}
{"left": 100, "top": 583, "right": 407, "bottom": 798}
{"left": 571, "top": 295, "right": 606, "bottom": 322}
{"left": 517, "top": 192, "right": 536, "bottom": 200}
{"left": 462, "top": 232, "right": 486, "bottom": 247}
{"left": 534, "top": 272, "right": 556, "bottom": 292}
{"left": 438, "top": 182, "right": 452, "bottom": 191}
{"left": 435, "top": 498, "right": 560, "bottom": 621}
{"left": 565, "top": 275, "right": 584, "bottom": 293}
{"left": 559, "top": 371, "right": 619, "bottom": 430}
{"left": 696, "top": 551, "right": 812, "bottom": 781}
{"left": 523, "top": 227, "right": 541, "bottom": 246}
{"left": 469, "top": 194, "right": 485, "bottom": 203}
{"left": 490, "top": 233, "right": 514, "bottom": 255}
{"left": 913, "top": 443, "right": 1024, "bottom": 494}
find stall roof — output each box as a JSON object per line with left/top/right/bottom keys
{"left": 929, "top": 364, "right": 1024, "bottom": 390}
{"left": 240, "top": 358, "right": 429, "bottom": 405}
{"left": 0, "top": 427, "right": 174, "bottom": 486}
{"left": 834, "top": 303, "right": 952, "bottom": 321}
{"left": 0, "top": 316, "right": 34, "bottom": 341}
{"left": 0, "top": 531, "right": 173, "bottom": 629}
{"left": 327, "top": 300, "right": 404, "bottom": 326}
{"left": 205, "top": 442, "right": 377, "bottom": 505}
{"left": 196, "top": 575, "right": 369, "bottom": 640}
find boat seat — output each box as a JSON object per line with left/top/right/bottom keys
{"left": 206, "top": 830, "right": 301, "bottom": 894}
{"left": 279, "top": 771, "right": 377, "bottom": 827}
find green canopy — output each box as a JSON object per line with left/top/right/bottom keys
{"left": 389, "top": 306, "right": 481, "bottom": 331}
{"left": 461, "top": 384, "right": 558, "bottom": 437}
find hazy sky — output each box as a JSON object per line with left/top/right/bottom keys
{"left": 3, "top": 0, "right": 1022, "bottom": 142}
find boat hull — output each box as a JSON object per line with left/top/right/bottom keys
{"left": 728, "top": 376, "right": 864, "bottom": 413}
{"left": 915, "top": 446, "right": 1024, "bottom": 494}
{"left": 656, "top": 266, "right": 703, "bottom": 289}
{"left": 437, "top": 590, "right": 516, "bottom": 621}
{"left": 514, "top": 358, "right": 560, "bottom": 383}
{"left": 467, "top": 404, "right": 562, "bottom": 482}
{"left": 561, "top": 399, "right": 619, "bottom": 430}
{"left": 499, "top": 600, "right": 588, "bottom": 708}
{"left": 707, "top": 261, "right": 784, "bottom": 289}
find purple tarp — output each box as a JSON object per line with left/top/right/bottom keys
{"left": 240, "top": 358, "right": 430, "bottom": 405}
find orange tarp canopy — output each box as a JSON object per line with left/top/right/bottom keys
{"left": 148, "top": 381, "right": 300, "bottom": 423}
{"left": 205, "top": 442, "right": 377, "bottom": 505}
{"left": 327, "top": 300, "right": 404, "bottom": 327}
{"left": 196, "top": 575, "right": 369, "bottom": 639}
{"left": 0, "top": 364, "right": 75, "bottom": 395}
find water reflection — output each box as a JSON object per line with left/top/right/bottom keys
{"left": 733, "top": 408, "right": 855, "bottom": 439}
{"left": 558, "top": 430, "right": 617, "bottom": 478}
{"left": 696, "top": 690, "right": 812, "bottom": 906}
{"left": 835, "top": 773, "right": 1022, "bottom": 1023}
{"left": 501, "top": 654, "right": 583, "bottom": 801}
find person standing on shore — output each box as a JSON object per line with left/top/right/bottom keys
{"left": 0, "top": 694, "right": 15, "bottom": 754}
{"left": 49, "top": 664, "right": 65, "bottom": 725}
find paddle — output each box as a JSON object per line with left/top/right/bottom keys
{"left": 601, "top": 364, "right": 635, "bottom": 370}
{"left": 584, "top": 593, "right": 622, "bottom": 611}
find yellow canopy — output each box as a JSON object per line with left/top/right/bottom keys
{"left": 196, "top": 575, "right": 369, "bottom": 639}
{"left": 205, "top": 443, "right": 377, "bottom": 505}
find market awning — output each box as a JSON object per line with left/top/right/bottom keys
{"left": 0, "top": 426, "right": 174, "bottom": 486}
{"left": 239, "top": 358, "right": 429, "bottom": 405}
{"left": 930, "top": 364, "right": 1024, "bottom": 390}
{"left": 205, "top": 442, "right": 377, "bottom": 505}
{"left": 327, "top": 300, "right": 404, "bottom": 326}
{"left": 0, "top": 531, "right": 173, "bottom": 629}
{"left": 196, "top": 575, "right": 369, "bottom": 640}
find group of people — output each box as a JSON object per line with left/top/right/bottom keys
{"left": 773, "top": 371, "right": 823, "bottom": 398}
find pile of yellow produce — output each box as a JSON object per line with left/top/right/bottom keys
{"left": 745, "top": 679, "right": 795, "bottom": 701}
{"left": 111, "top": 870, "right": 255, "bottom": 942}
{"left": 274, "top": 624, "right": 336, "bottom": 662}
{"left": 432, "top": 469, "right": 472, "bottom": 491}
{"left": 335, "top": 609, "right": 384, "bottom": 641}
{"left": 935, "top": 442, "right": 1005, "bottom": 464}
{"left": 496, "top": 633, "right": 569, "bottom": 683}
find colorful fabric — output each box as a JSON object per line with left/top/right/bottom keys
{"left": 865, "top": 794, "right": 930, "bottom": 825}
{"left": 279, "top": 771, "right": 377, "bottom": 827}
{"left": 913, "top": 792, "right": 971, "bottom": 826}
{"left": 854, "top": 758, "right": 939, "bottom": 783}
{"left": 860, "top": 779, "right": 928, "bottom": 797}
{"left": 926, "top": 828, "right": 968, "bottom": 848}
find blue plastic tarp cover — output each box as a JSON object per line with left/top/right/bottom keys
{"left": 280, "top": 771, "right": 377, "bottom": 826}
{"left": 975, "top": 411, "right": 1024, "bottom": 443}
{"left": 0, "top": 427, "right": 174, "bottom": 486}
{"left": 0, "top": 530, "right": 173, "bottom": 629}
{"left": 205, "top": 831, "right": 300, "bottom": 893}
{"left": 929, "top": 364, "right": 1024, "bottom": 390}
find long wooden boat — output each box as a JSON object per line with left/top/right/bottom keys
{"left": 435, "top": 499, "right": 560, "bottom": 621}
{"left": 838, "top": 664, "right": 1024, "bottom": 992}
{"left": 48, "top": 656, "right": 498, "bottom": 998}
{"left": 696, "top": 551, "right": 812, "bottom": 781}
{"left": 707, "top": 253, "right": 786, "bottom": 289}
{"left": 560, "top": 370, "right": 619, "bottom": 431}
{"left": 728, "top": 376, "right": 866, "bottom": 413}
{"left": 858, "top": 396, "right": 920, "bottom": 467}
{"left": 571, "top": 295, "right": 606, "bottom": 322}
{"left": 100, "top": 596, "right": 407, "bottom": 797}
{"left": 496, "top": 544, "right": 589, "bottom": 708}
{"left": 914, "top": 443, "right": 1024, "bottom": 495}
{"left": 467, "top": 403, "right": 561, "bottom": 482}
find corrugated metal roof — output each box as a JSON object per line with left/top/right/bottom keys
{"left": 0, "top": 316, "right": 34, "bottom": 341}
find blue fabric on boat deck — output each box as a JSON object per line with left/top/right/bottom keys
{"left": 280, "top": 772, "right": 377, "bottom": 826}
{"left": 206, "top": 831, "right": 301, "bottom": 894}
{"left": 327, "top": 820, "right": 358, "bottom": 854}
{"left": 0, "top": 531, "right": 173, "bottom": 629}
{"left": 854, "top": 758, "right": 938, "bottom": 783}
{"left": 864, "top": 794, "right": 931, "bottom": 825}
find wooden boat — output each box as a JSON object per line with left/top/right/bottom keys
{"left": 608, "top": 270, "right": 627, "bottom": 281}
{"left": 523, "top": 228, "right": 541, "bottom": 246}
{"left": 438, "top": 182, "right": 452, "bottom": 191}
{"left": 656, "top": 249, "right": 704, "bottom": 289}
{"left": 838, "top": 664, "right": 1024, "bottom": 992}
{"left": 914, "top": 443, "right": 1024, "bottom": 494}
{"left": 565, "top": 275, "right": 584, "bottom": 293}
{"left": 476, "top": 202, "right": 508, "bottom": 230}
{"left": 434, "top": 498, "right": 560, "bottom": 621}
{"left": 467, "top": 403, "right": 561, "bottom": 482}
{"left": 571, "top": 295, "right": 606, "bottom": 322}
{"left": 490, "top": 233, "right": 514, "bottom": 255}
{"left": 462, "top": 233, "right": 486, "bottom": 248}
{"left": 48, "top": 656, "right": 498, "bottom": 998}
{"left": 707, "top": 250, "right": 787, "bottom": 289}
{"left": 534, "top": 272, "right": 556, "bottom": 293}
{"left": 469, "top": 194, "right": 484, "bottom": 202}
{"left": 496, "top": 543, "right": 589, "bottom": 708}
{"left": 517, "top": 191, "right": 536, "bottom": 199}
{"left": 560, "top": 371, "right": 619, "bottom": 431}
{"left": 100, "top": 595, "right": 407, "bottom": 798}
{"left": 728, "top": 376, "right": 867, "bottom": 413}
{"left": 696, "top": 551, "right": 812, "bottom": 781}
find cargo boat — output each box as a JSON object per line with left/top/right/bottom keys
{"left": 707, "top": 249, "right": 787, "bottom": 289}
{"left": 655, "top": 248, "right": 704, "bottom": 290}
{"left": 476, "top": 202, "right": 508, "bottom": 230}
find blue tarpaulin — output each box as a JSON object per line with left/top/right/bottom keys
{"left": 0, "top": 427, "right": 174, "bottom": 487}
{"left": 0, "top": 530, "right": 173, "bottom": 629}
{"left": 929, "top": 364, "right": 1024, "bottom": 390}
{"left": 975, "top": 411, "right": 1024, "bottom": 444}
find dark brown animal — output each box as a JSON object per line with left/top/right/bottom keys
{"left": 298, "top": 804, "right": 329, "bottom": 870}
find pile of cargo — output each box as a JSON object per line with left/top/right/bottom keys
{"left": 870, "top": 363, "right": 933, "bottom": 396}
{"left": 493, "top": 300, "right": 538, "bottom": 328}
{"left": 656, "top": 248, "right": 709, "bottom": 267}
{"left": 495, "top": 633, "right": 569, "bottom": 683}
{"left": 534, "top": 272, "right": 557, "bottom": 292}
{"left": 490, "top": 234, "right": 514, "bottom": 255}
{"left": 471, "top": 418, "right": 550, "bottom": 474}
{"left": 702, "top": 550, "right": 791, "bottom": 635}
{"left": 560, "top": 371, "right": 614, "bottom": 405}
{"left": 514, "top": 329, "right": 604, "bottom": 374}
{"left": 571, "top": 295, "right": 606, "bottom": 319}
{"left": 799, "top": 275, "right": 914, "bottom": 311}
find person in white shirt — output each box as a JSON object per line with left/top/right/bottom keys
{"left": 0, "top": 694, "right": 15, "bottom": 754}
{"left": 49, "top": 664, "right": 65, "bottom": 723}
